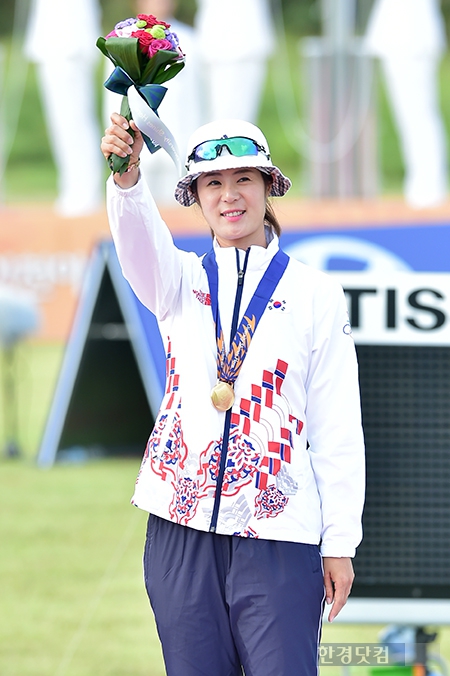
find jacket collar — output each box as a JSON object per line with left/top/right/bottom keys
{"left": 213, "top": 232, "right": 280, "bottom": 272}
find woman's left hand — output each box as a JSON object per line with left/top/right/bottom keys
{"left": 322, "top": 557, "right": 355, "bottom": 622}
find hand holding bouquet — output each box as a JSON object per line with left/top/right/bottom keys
{"left": 97, "top": 14, "right": 185, "bottom": 175}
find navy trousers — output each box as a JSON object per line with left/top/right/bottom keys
{"left": 143, "top": 514, "right": 325, "bottom": 676}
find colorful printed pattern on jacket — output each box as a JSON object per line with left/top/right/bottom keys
{"left": 141, "top": 341, "right": 304, "bottom": 535}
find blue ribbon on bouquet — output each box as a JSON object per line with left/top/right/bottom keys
{"left": 104, "top": 67, "right": 167, "bottom": 154}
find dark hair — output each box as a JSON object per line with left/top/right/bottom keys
{"left": 261, "top": 173, "right": 282, "bottom": 238}
{"left": 190, "top": 171, "right": 282, "bottom": 239}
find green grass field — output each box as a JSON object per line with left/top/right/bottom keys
{"left": 0, "top": 460, "right": 165, "bottom": 676}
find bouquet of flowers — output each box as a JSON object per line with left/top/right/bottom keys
{"left": 97, "top": 14, "right": 185, "bottom": 175}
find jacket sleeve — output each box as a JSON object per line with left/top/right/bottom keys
{"left": 106, "top": 174, "right": 182, "bottom": 321}
{"left": 305, "top": 275, "right": 366, "bottom": 558}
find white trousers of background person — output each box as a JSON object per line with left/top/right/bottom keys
{"left": 364, "top": 0, "right": 447, "bottom": 208}
{"left": 37, "top": 57, "right": 103, "bottom": 217}
{"left": 381, "top": 55, "right": 448, "bottom": 208}
{"left": 202, "top": 59, "right": 267, "bottom": 125}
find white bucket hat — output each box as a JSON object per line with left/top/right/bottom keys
{"left": 174, "top": 119, "right": 292, "bottom": 207}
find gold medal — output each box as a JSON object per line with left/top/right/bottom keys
{"left": 211, "top": 381, "right": 235, "bottom": 412}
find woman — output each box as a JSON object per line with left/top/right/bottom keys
{"left": 101, "top": 115, "right": 365, "bottom": 676}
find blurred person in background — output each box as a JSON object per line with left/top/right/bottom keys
{"left": 194, "top": 0, "right": 274, "bottom": 124}
{"left": 24, "top": 0, "right": 103, "bottom": 218}
{"left": 103, "top": 0, "right": 203, "bottom": 206}
{"left": 365, "top": 0, "right": 448, "bottom": 208}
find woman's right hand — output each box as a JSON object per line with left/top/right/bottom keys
{"left": 101, "top": 113, "right": 145, "bottom": 188}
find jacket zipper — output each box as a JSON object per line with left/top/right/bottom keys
{"left": 209, "top": 247, "right": 250, "bottom": 533}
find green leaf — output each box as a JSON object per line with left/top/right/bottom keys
{"left": 96, "top": 37, "right": 109, "bottom": 59}
{"left": 153, "top": 60, "right": 185, "bottom": 85}
{"left": 110, "top": 152, "right": 130, "bottom": 175}
{"left": 104, "top": 38, "right": 142, "bottom": 83}
{"left": 97, "top": 36, "right": 120, "bottom": 69}
{"left": 119, "top": 95, "right": 132, "bottom": 121}
{"left": 140, "top": 50, "right": 182, "bottom": 85}
{"left": 106, "top": 96, "right": 135, "bottom": 176}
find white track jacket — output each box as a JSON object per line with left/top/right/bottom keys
{"left": 107, "top": 176, "right": 365, "bottom": 557}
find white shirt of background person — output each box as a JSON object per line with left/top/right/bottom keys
{"left": 194, "top": 0, "right": 275, "bottom": 124}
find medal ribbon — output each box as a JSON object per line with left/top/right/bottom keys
{"left": 202, "top": 247, "right": 289, "bottom": 386}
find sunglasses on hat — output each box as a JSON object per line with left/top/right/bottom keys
{"left": 186, "top": 136, "right": 270, "bottom": 169}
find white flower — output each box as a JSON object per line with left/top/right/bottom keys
{"left": 115, "top": 22, "right": 138, "bottom": 38}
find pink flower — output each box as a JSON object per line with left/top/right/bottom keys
{"left": 131, "top": 29, "right": 154, "bottom": 54}
{"left": 106, "top": 30, "right": 118, "bottom": 38}
{"left": 148, "top": 38, "right": 174, "bottom": 57}
{"left": 137, "top": 14, "right": 170, "bottom": 29}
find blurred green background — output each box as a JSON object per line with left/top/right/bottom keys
{"left": 2, "top": 2, "right": 450, "bottom": 674}
{"left": 3, "top": 0, "right": 450, "bottom": 202}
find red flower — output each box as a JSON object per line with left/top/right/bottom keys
{"left": 148, "top": 38, "right": 174, "bottom": 57}
{"left": 131, "top": 29, "right": 154, "bottom": 53}
{"left": 137, "top": 14, "right": 171, "bottom": 29}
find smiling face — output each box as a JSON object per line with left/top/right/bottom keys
{"left": 195, "top": 167, "right": 270, "bottom": 250}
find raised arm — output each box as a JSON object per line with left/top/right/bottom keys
{"left": 101, "top": 113, "right": 183, "bottom": 320}
{"left": 101, "top": 113, "right": 144, "bottom": 189}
